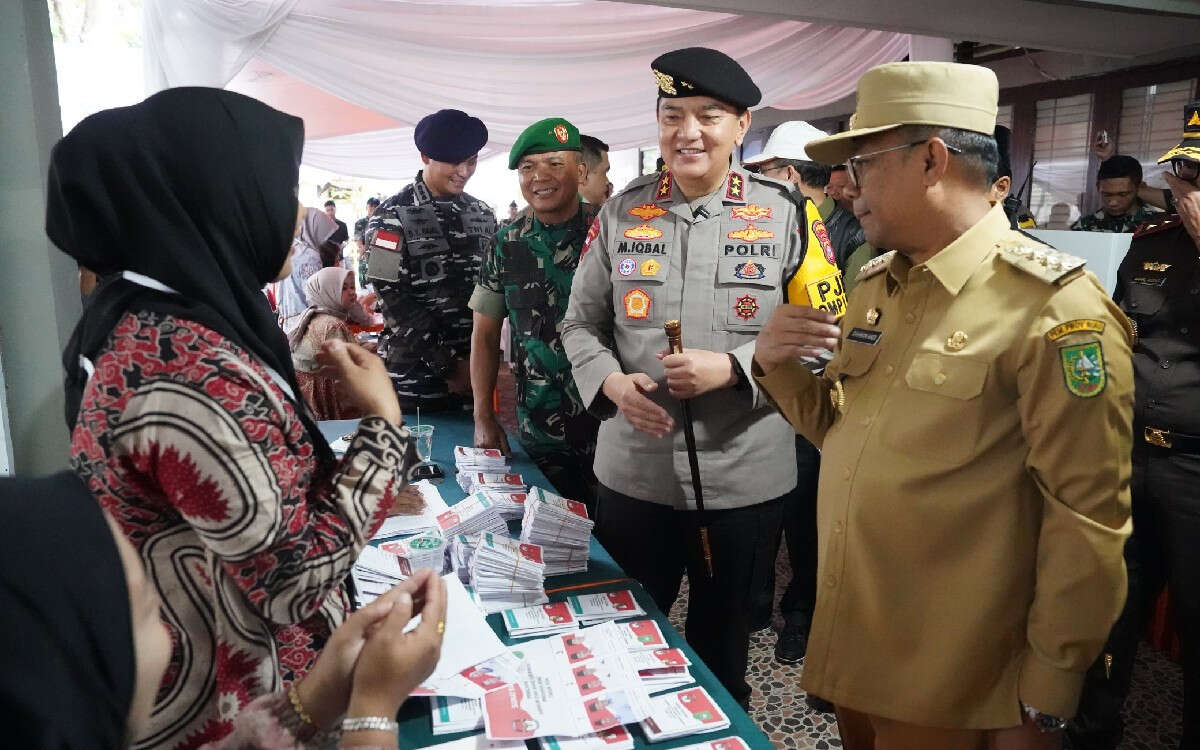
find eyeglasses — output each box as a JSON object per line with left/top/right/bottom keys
{"left": 1171, "top": 159, "right": 1199, "bottom": 183}
{"left": 845, "top": 139, "right": 963, "bottom": 186}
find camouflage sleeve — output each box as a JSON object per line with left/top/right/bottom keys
{"left": 364, "top": 210, "right": 456, "bottom": 375}
{"left": 468, "top": 229, "right": 507, "bottom": 321}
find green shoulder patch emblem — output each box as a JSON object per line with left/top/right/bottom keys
{"left": 1059, "top": 341, "right": 1106, "bottom": 398}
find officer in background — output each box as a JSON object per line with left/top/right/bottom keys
{"left": 579, "top": 134, "right": 613, "bottom": 207}
{"left": 365, "top": 109, "right": 496, "bottom": 412}
{"left": 992, "top": 125, "right": 1037, "bottom": 230}
{"left": 354, "top": 195, "right": 380, "bottom": 286}
{"left": 470, "top": 117, "right": 601, "bottom": 509}
{"left": 1071, "top": 154, "right": 1163, "bottom": 232}
{"left": 562, "top": 47, "right": 844, "bottom": 706}
{"left": 752, "top": 62, "right": 1131, "bottom": 748}
{"left": 1070, "top": 101, "right": 1200, "bottom": 750}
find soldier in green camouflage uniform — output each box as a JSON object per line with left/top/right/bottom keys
{"left": 1071, "top": 154, "right": 1163, "bottom": 232}
{"left": 469, "top": 117, "right": 600, "bottom": 509}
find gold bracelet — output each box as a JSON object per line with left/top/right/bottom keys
{"left": 288, "top": 684, "right": 315, "bottom": 727}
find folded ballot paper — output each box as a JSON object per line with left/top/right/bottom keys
{"left": 537, "top": 725, "right": 635, "bottom": 750}
{"left": 502, "top": 600, "right": 580, "bottom": 639}
{"left": 638, "top": 687, "right": 731, "bottom": 742}
{"left": 629, "top": 648, "right": 694, "bottom": 693}
{"left": 370, "top": 480, "right": 450, "bottom": 539}
{"left": 520, "top": 487, "right": 594, "bottom": 575}
{"left": 470, "top": 532, "right": 548, "bottom": 613}
{"left": 481, "top": 625, "right": 654, "bottom": 741}
{"left": 565, "top": 590, "right": 645, "bottom": 625}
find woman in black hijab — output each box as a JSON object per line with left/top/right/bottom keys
{"left": 46, "top": 87, "right": 417, "bottom": 749}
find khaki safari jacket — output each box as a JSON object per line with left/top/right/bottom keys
{"left": 754, "top": 204, "right": 1132, "bottom": 727}
{"left": 562, "top": 166, "right": 842, "bottom": 509}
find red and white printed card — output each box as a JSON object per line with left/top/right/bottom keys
{"left": 639, "top": 687, "right": 730, "bottom": 742}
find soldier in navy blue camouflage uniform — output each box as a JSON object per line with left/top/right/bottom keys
{"left": 364, "top": 109, "right": 496, "bottom": 411}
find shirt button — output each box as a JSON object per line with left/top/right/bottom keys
{"left": 885, "top": 364, "right": 895, "bottom": 375}
{"left": 842, "top": 467, "right": 852, "bottom": 480}
{"left": 904, "top": 312, "right": 916, "bottom": 323}
{"left": 860, "top": 416, "right": 871, "bottom": 426}
{"left": 933, "top": 372, "right": 947, "bottom": 385}
{"left": 826, "top": 575, "right": 838, "bottom": 588}
{"left": 833, "top": 521, "right": 845, "bottom": 535}
{"left": 1182, "top": 327, "right": 1190, "bottom": 334}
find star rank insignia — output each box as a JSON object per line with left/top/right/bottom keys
{"left": 725, "top": 171, "right": 745, "bottom": 201}
{"left": 655, "top": 171, "right": 674, "bottom": 202}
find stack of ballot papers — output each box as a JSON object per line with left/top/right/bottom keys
{"left": 520, "top": 487, "right": 594, "bottom": 575}
{"left": 502, "top": 601, "right": 580, "bottom": 639}
{"left": 437, "top": 492, "right": 509, "bottom": 539}
{"left": 628, "top": 648, "right": 694, "bottom": 693}
{"left": 454, "top": 446, "right": 508, "bottom": 472}
{"left": 470, "top": 532, "right": 548, "bottom": 613}
{"left": 457, "top": 470, "right": 526, "bottom": 495}
{"left": 565, "top": 590, "right": 646, "bottom": 624}
{"left": 638, "top": 687, "right": 731, "bottom": 742}
{"left": 379, "top": 532, "right": 451, "bottom": 576}
{"left": 351, "top": 544, "right": 408, "bottom": 604}
{"left": 480, "top": 488, "right": 528, "bottom": 521}
{"left": 451, "top": 533, "right": 481, "bottom": 584}
{"left": 431, "top": 696, "right": 484, "bottom": 735}
{"left": 672, "top": 738, "right": 749, "bottom": 750}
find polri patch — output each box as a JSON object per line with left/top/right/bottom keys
{"left": 1045, "top": 319, "right": 1106, "bottom": 341}
{"left": 1060, "top": 341, "right": 1106, "bottom": 398}
{"left": 624, "top": 288, "right": 651, "bottom": 319}
{"left": 847, "top": 327, "right": 883, "bottom": 346}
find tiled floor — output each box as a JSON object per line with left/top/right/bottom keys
{"left": 494, "top": 367, "right": 1184, "bottom": 748}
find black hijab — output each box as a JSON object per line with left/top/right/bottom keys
{"left": 0, "top": 472, "right": 134, "bottom": 749}
{"left": 47, "top": 87, "right": 333, "bottom": 466}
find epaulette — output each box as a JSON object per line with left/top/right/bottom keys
{"left": 1133, "top": 215, "right": 1181, "bottom": 238}
{"left": 855, "top": 250, "right": 896, "bottom": 282}
{"left": 995, "top": 240, "right": 1086, "bottom": 286}
{"left": 612, "top": 171, "right": 661, "bottom": 200}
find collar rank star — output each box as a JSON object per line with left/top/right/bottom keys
{"left": 624, "top": 288, "right": 651, "bottom": 319}
{"left": 655, "top": 172, "right": 674, "bottom": 203}
{"left": 724, "top": 171, "right": 745, "bottom": 201}
{"left": 628, "top": 203, "right": 668, "bottom": 221}
{"left": 733, "top": 294, "right": 760, "bottom": 320}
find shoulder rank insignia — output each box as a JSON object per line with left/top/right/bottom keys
{"left": 855, "top": 250, "right": 896, "bottom": 282}
{"left": 1133, "top": 215, "right": 1181, "bottom": 238}
{"left": 724, "top": 170, "right": 746, "bottom": 202}
{"left": 655, "top": 171, "right": 674, "bottom": 203}
{"left": 996, "top": 241, "right": 1085, "bottom": 286}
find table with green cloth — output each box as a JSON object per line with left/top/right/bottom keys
{"left": 319, "top": 415, "right": 771, "bottom": 749}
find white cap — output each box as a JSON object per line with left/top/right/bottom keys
{"left": 742, "top": 121, "right": 829, "bottom": 166}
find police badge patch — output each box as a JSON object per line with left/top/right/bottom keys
{"left": 733, "top": 294, "right": 760, "bottom": 320}
{"left": 733, "top": 261, "right": 766, "bottom": 280}
{"left": 618, "top": 258, "right": 637, "bottom": 276}
{"left": 1059, "top": 342, "right": 1106, "bottom": 398}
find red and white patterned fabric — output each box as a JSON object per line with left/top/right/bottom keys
{"left": 71, "top": 311, "right": 414, "bottom": 750}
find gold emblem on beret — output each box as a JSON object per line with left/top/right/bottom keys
{"left": 653, "top": 69, "right": 677, "bottom": 96}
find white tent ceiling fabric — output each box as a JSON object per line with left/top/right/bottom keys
{"left": 144, "top": 0, "right": 910, "bottom": 178}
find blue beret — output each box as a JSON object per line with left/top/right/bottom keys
{"left": 413, "top": 109, "right": 488, "bottom": 163}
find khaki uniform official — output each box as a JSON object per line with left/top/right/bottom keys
{"left": 753, "top": 61, "right": 1133, "bottom": 738}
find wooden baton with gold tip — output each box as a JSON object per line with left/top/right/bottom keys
{"left": 664, "top": 319, "right": 714, "bottom": 578}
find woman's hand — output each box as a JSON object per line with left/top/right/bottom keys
{"left": 317, "top": 339, "right": 402, "bottom": 425}
{"left": 345, "top": 570, "right": 447, "bottom": 721}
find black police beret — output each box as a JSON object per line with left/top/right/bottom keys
{"left": 413, "top": 109, "right": 488, "bottom": 164}
{"left": 651, "top": 47, "right": 761, "bottom": 110}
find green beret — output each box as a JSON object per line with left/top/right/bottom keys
{"left": 508, "top": 117, "right": 581, "bottom": 170}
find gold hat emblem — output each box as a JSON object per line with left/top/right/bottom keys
{"left": 652, "top": 69, "right": 676, "bottom": 96}
{"left": 727, "top": 224, "right": 775, "bottom": 242}
{"left": 946, "top": 331, "right": 969, "bottom": 351}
